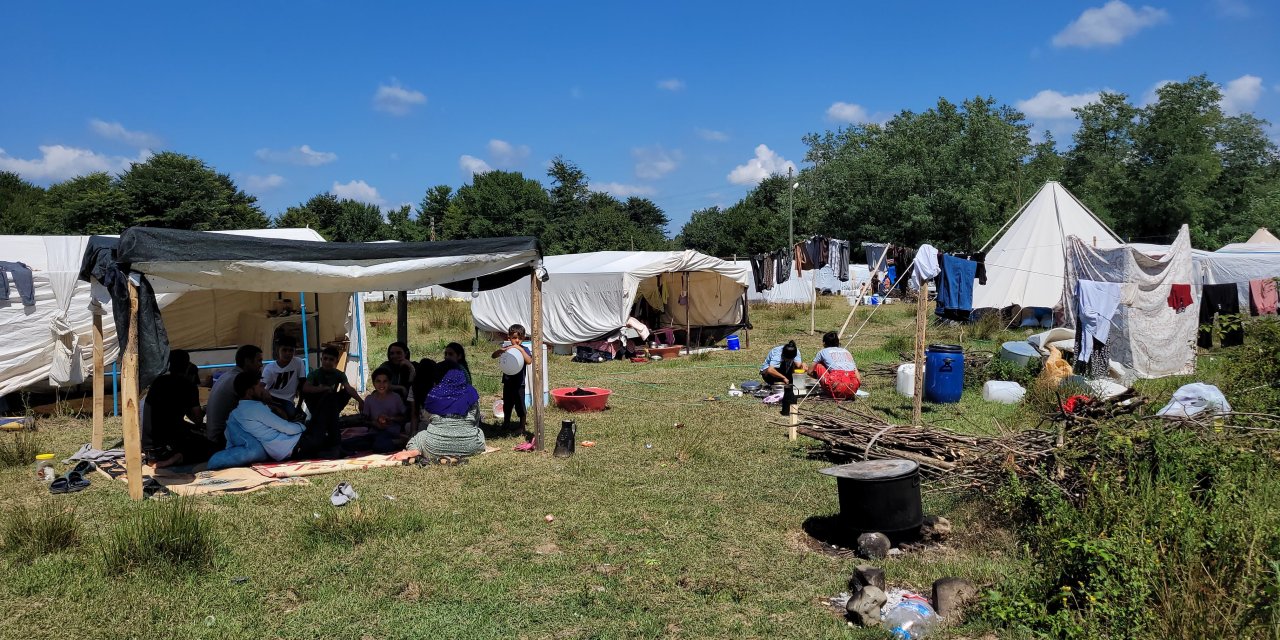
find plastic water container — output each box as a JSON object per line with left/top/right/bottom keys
{"left": 924, "top": 344, "right": 964, "bottom": 403}
{"left": 895, "top": 363, "right": 922, "bottom": 397}
{"left": 982, "top": 380, "right": 1026, "bottom": 404}
{"left": 725, "top": 335, "right": 741, "bottom": 351}
{"left": 883, "top": 599, "right": 938, "bottom": 639}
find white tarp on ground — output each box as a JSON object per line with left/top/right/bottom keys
{"left": 472, "top": 250, "right": 750, "bottom": 345}
{"left": 1, "top": 229, "right": 370, "bottom": 399}
{"left": 974, "top": 181, "right": 1123, "bottom": 311}
{"left": 1064, "top": 225, "right": 1198, "bottom": 379}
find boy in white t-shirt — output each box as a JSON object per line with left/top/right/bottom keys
{"left": 261, "top": 337, "right": 306, "bottom": 418}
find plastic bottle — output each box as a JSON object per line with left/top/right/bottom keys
{"left": 882, "top": 599, "right": 938, "bottom": 639}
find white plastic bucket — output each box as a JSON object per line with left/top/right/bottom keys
{"left": 982, "top": 380, "right": 1026, "bottom": 404}
{"left": 895, "top": 363, "right": 922, "bottom": 397}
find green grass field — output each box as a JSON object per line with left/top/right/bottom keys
{"left": 0, "top": 298, "right": 1062, "bottom": 639}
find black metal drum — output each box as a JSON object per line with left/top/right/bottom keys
{"left": 819, "top": 459, "right": 923, "bottom": 535}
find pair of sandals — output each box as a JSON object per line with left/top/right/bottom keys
{"left": 50, "top": 461, "right": 94, "bottom": 494}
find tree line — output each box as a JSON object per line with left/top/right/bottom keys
{"left": 2, "top": 74, "right": 1276, "bottom": 254}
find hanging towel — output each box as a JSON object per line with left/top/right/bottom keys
{"left": 1249, "top": 278, "right": 1277, "bottom": 315}
{"left": 0, "top": 261, "right": 36, "bottom": 306}
{"left": 936, "top": 254, "right": 977, "bottom": 317}
{"left": 1076, "top": 280, "right": 1122, "bottom": 363}
{"left": 1199, "top": 283, "right": 1243, "bottom": 348}
{"left": 1167, "top": 284, "right": 1193, "bottom": 312}
{"left": 911, "top": 245, "right": 941, "bottom": 288}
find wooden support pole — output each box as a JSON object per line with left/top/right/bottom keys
{"left": 788, "top": 405, "right": 799, "bottom": 441}
{"left": 809, "top": 271, "right": 817, "bottom": 335}
{"left": 530, "top": 271, "right": 545, "bottom": 451}
{"left": 92, "top": 312, "right": 105, "bottom": 450}
{"left": 122, "top": 279, "right": 143, "bottom": 500}
{"left": 684, "top": 272, "right": 691, "bottom": 355}
{"left": 912, "top": 286, "right": 928, "bottom": 426}
{"left": 396, "top": 291, "right": 408, "bottom": 347}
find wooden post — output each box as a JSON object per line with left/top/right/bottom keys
{"left": 912, "top": 287, "right": 928, "bottom": 426}
{"left": 788, "top": 405, "right": 798, "bottom": 441}
{"left": 121, "top": 279, "right": 143, "bottom": 500}
{"left": 396, "top": 291, "right": 408, "bottom": 346}
{"left": 530, "top": 271, "right": 545, "bottom": 451}
{"left": 92, "top": 312, "right": 105, "bottom": 449}
{"left": 742, "top": 291, "right": 750, "bottom": 349}
{"left": 809, "top": 270, "right": 817, "bottom": 335}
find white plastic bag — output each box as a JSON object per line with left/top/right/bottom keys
{"left": 1157, "top": 383, "right": 1232, "bottom": 418}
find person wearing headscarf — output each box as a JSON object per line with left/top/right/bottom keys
{"left": 403, "top": 361, "right": 485, "bottom": 459}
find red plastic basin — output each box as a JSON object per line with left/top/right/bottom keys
{"left": 551, "top": 387, "right": 612, "bottom": 412}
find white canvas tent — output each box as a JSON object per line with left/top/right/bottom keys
{"left": 1218, "top": 227, "right": 1280, "bottom": 253}
{"left": 973, "top": 181, "right": 1122, "bottom": 311}
{"left": 472, "top": 250, "right": 749, "bottom": 345}
{"left": 0, "top": 229, "right": 368, "bottom": 400}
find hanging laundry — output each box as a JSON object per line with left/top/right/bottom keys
{"left": 804, "top": 237, "right": 822, "bottom": 269}
{"left": 1249, "top": 278, "right": 1277, "bottom": 315}
{"left": 911, "top": 244, "right": 940, "bottom": 288}
{"left": 774, "top": 248, "right": 791, "bottom": 285}
{"left": 1166, "top": 283, "right": 1193, "bottom": 312}
{"left": 0, "top": 261, "right": 36, "bottom": 306}
{"left": 762, "top": 253, "right": 775, "bottom": 289}
{"left": 793, "top": 243, "right": 813, "bottom": 275}
{"left": 935, "top": 254, "right": 978, "bottom": 320}
{"left": 863, "top": 242, "right": 888, "bottom": 272}
{"left": 1075, "top": 280, "right": 1122, "bottom": 363}
{"left": 749, "top": 254, "right": 769, "bottom": 292}
{"left": 837, "top": 240, "right": 851, "bottom": 281}
{"left": 1199, "top": 283, "right": 1244, "bottom": 347}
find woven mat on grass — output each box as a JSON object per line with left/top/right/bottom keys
{"left": 94, "top": 459, "right": 310, "bottom": 497}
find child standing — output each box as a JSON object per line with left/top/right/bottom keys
{"left": 261, "top": 337, "right": 305, "bottom": 418}
{"left": 492, "top": 324, "right": 533, "bottom": 435}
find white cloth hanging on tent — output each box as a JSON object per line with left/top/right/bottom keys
{"left": 911, "top": 244, "right": 940, "bottom": 288}
{"left": 46, "top": 237, "right": 89, "bottom": 386}
{"left": 1075, "top": 280, "right": 1121, "bottom": 363}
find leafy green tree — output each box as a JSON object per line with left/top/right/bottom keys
{"left": 118, "top": 152, "right": 267, "bottom": 231}
{"left": 1063, "top": 92, "right": 1140, "bottom": 229}
{"left": 621, "top": 197, "right": 671, "bottom": 249}
{"left": 442, "top": 170, "right": 549, "bottom": 240}
{"left": 274, "top": 204, "right": 322, "bottom": 232}
{"left": 330, "top": 200, "right": 389, "bottom": 243}
{"left": 417, "top": 185, "right": 453, "bottom": 240}
{"left": 0, "top": 172, "right": 46, "bottom": 234}
{"left": 386, "top": 204, "right": 424, "bottom": 242}
{"left": 41, "top": 172, "right": 131, "bottom": 235}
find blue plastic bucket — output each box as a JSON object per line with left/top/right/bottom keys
{"left": 924, "top": 344, "right": 964, "bottom": 403}
{"left": 726, "top": 335, "right": 741, "bottom": 351}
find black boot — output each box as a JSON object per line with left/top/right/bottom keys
{"left": 553, "top": 420, "right": 576, "bottom": 458}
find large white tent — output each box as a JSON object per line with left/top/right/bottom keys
{"left": 973, "top": 181, "right": 1122, "bottom": 311}
{"left": 472, "top": 250, "right": 750, "bottom": 345}
{"left": 0, "top": 229, "right": 368, "bottom": 400}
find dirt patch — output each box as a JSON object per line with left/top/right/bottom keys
{"left": 534, "top": 542, "right": 561, "bottom": 555}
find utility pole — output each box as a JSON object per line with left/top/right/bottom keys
{"left": 787, "top": 166, "right": 795, "bottom": 249}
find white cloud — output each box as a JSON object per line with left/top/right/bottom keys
{"left": 633, "top": 145, "right": 682, "bottom": 180}
{"left": 1214, "top": 0, "right": 1251, "bottom": 17}
{"left": 459, "top": 154, "right": 492, "bottom": 176}
{"left": 0, "top": 145, "right": 150, "bottom": 182}
{"left": 727, "top": 144, "right": 796, "bottom": 186}
{"left": 1052, "top": 1, "right": 1169, "bottom": 48}
{"left": 657, "top": 78, "right": 686, "bottom": 92}
{"left": 594, "top": 182, "right": 656, "bottom": 198}
{"left": 88, "top": 119, "right": 161, "bottom": 148}
{"left": 331, "top": 179, "right": 385, "bottom": 205}
{"left": 1016, "top": 89, "right": 1102, "bottom": 119}
{"left": 1142, "top": 79, "right": 1175, "bottom": 105}
{"left": 487, "top": 139, "right": 531, "bottom": 167}
{"left": 373, "top": 80, "right": 427, "bottom": 116}
{"left": 244, "top": 174, "right": 285, "bottom": 192}
{"left": 695, "top": 128, "right": 730, "bottom": 142}
{"left": 1221, "top": 74, "right": 1264, "bottom": 115}
{"left": 255, "top": 144, "right": 338, "bottom": 166}
{"left": 826, "top": 102, "right": 872, "bottom": 124}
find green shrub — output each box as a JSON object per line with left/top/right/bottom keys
{"left": 983, "top": 423, "right": 1280, "bottom": 639}
{"left": 0, "top": 431, "right": 44, "bottom": 469}
{"left": 1221, "top": 317, "right": 1280, "bottom": 413}
{"left": 881, "top": 334, "right": 912, "bottom": 355}
{"left": 0, "top": 504, "right": 80, "bottom": 557}
{"left": 102, "top": 499, "right": 218, "bottom": 573}
{"left": 970, "top": 311, "right": 1010, "bottom": 342}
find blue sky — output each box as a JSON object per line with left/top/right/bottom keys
{"left": 1, "top": 1, "right": 1276, "bottom": 232}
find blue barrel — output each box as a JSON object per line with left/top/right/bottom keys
{"left": 725, "top": 335, "right": 741, "bottom": 351}
{"left": 924, "top": 344, "right": 964, "bottom": 403}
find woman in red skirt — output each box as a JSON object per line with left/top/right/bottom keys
{"left": 809, "top": 331, "right": 860, "bottom": 399}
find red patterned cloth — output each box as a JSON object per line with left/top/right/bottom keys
{"left": 813, "top": 364, "right": 861, "bottom": 399}
{"left": 1062, "top": 394, "right": 1092, "bottom": 414}
{"left": 1167, "top": 283, "right": 1193, "bottom": 312}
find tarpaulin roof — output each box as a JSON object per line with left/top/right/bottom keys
{"left": 105, "top": 227, "right": 542, "bottom": 293}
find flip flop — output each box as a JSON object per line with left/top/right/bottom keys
{"left": 513, "top": 442, "right": 535, "bottom": 452}
{"left": 50, "top": 476, "right": 71, "bottom": 494}
{"left": 66, "top": 470, "right": 90, "bottom": 492}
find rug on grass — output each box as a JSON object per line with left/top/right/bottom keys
{"left": 251, "top": 453, "right": 409, "bottom": 478}
{"left": 94, "top": 459, "right": 310, "bottom": 497}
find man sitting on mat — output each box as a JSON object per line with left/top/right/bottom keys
{"left": 301, "top": 346, "right": 364, "bottom": 448}
{"left": 207, "top": 372, "right": 306, "bottom": 470}
{"left": 809, "top": 331, "right": 860, "bottom": 399}
{"left": 144, "top": 349, "right": 218, "bottom": 468}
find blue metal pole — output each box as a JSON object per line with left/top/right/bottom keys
{"left": 353, "top": 292, "right": 367, "bottom": 393}
{"left": 299, "top": 291, "right": 311, "bottom": 375}
{"left": 112, "top": 360, "right": 119, "bottom": 417}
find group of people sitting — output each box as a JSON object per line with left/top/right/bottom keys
{"left": 760, "top": 331, "right": 861, "bottom": 399}
{"left": 143, "top": 324, "right": 535, "bottom": 470}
